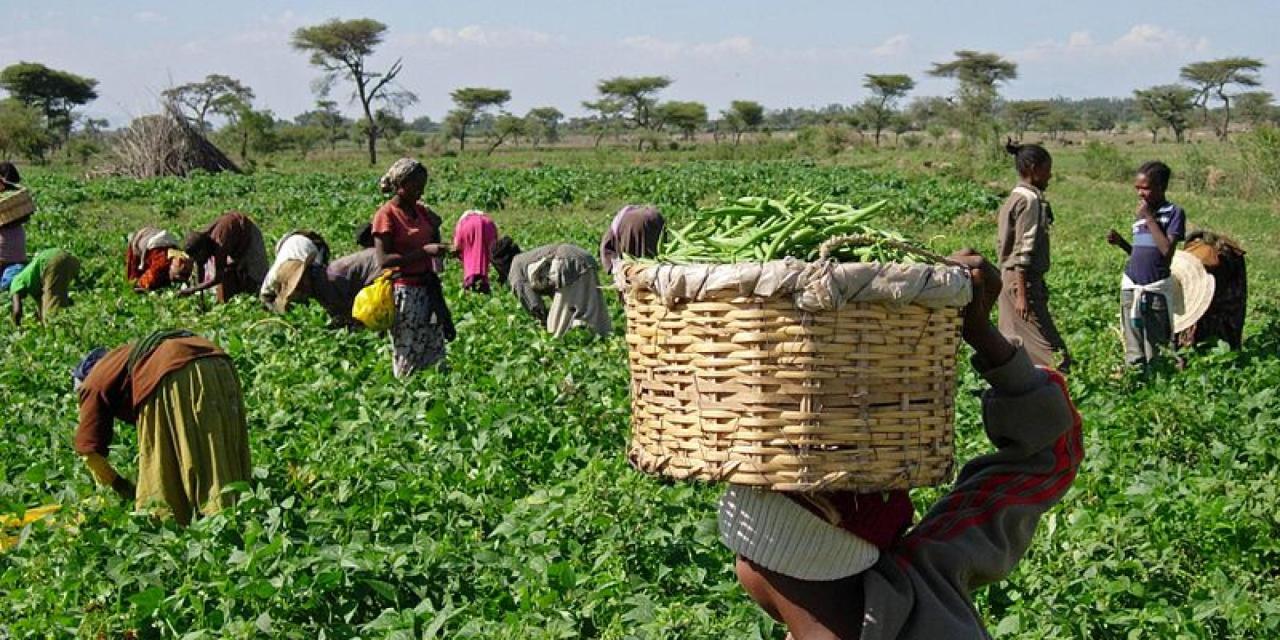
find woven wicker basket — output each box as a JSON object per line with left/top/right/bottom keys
{"left": 619, "top": 237, "right": 970, "bottom": 492}
{"left": 0, "top": 189, "right": 35, "bottom": 227}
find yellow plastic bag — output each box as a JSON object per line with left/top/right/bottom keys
{"left": 352, "top": 270, "right": 395, "bottom": 331}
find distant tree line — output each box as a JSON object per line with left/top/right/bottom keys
{"left": 1, "top": 16, "right": 1278, "bottom": 164}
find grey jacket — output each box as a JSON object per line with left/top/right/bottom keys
{"left": 859, "top": 347, "right": 1082, "bottom": 638}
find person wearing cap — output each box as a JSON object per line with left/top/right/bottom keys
{"left": 721, "top": 249, "right": 1083, "bottom": 638}
{"left": 125, "top": 226, "right": 193, "bottom": 293}
{"left": 179, "top": 211, "right": 269, "bottom": 303}
{"left": 269, "top": 247, "right": 383, "bottom": 329}
{"left": 600, "top": 204, "right": 665, "bottom": 275}
{"left": 70, "top": 330, "right": 252, "bottom": 526}
{"left": 1106, "top": 161, "right": 1186, "bottom": 370}
{"left": 0, "top": 162, "right": 31, "bottom": 278}
{"left": 492, "top": 237, "right": 611, "bottom": 338}
{"left": 8, "top": 247, "right": 80, "bottom": 325}
{"left": 260, "top": 229, "right": 330, "bottom": 309}
{"left": 452, "top": 210, "right": 498, "bottom": 294}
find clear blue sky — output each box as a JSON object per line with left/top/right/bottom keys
{"left": 4, "top": 1, "right": 1278, "bottom": 126}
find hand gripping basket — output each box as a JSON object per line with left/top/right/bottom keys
{"left": 0, "top": 188, "right": 35, "bottom": 227}
{"left": 617, "top": 236, "right": 973, "bottom": 492}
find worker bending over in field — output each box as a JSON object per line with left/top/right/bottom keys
{"left": 260, "top": 229, "right": 330, "bottom": 309}
{"left": 71, "top": 330, "right": 252, "bottom": 525}
{"left": 492, "top": 237, "right": 611, "bottom": 338}
{"left": 125, "top": 226, "right": 192, "bottom": 293}
{"left": 0, "top": 162, "right": 32, "bottom": 280}
{"left": 600, "top": 204, "right": 665, "bottom": 275}
{"left": 180, "top": 211, "right": 269, "bottom": 303}
{"left": 270, "top": 246, "right": 382, "bottom": 328}
{"left": 721, "top": 249, "right": 1083, "bottom": 639}
{"left": 7, "top": 247, "right": 80, "bottom": 325}
{"left": 1107, "top": 161, "right": 1186, "bottom": 371}
{"left": 1177, "top": 230, "right": 1247, "bottom": 351}
{"left": 452, "top": 209, "right": 499, "bottom": 294}
{"left": 371, "top": 158, "right": 455, "bottom": 378}
{"left": 994, "top": 141, "right": 1072, "bottom": 372}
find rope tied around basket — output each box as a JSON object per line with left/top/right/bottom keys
{"left": 818, "top": 234, "right": 965, "bottom": 267}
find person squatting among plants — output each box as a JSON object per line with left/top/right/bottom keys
{"left": 7, "top": 247, "right": 80, "bottom": 325}
{"left": 1107, "top": 161, "right": 1186, "bottom": 370}
{"left": 180, "top": 211, "right": 270, "bottom": 303}
{"left": 721, "top": 249, "right": 1083, "bottom": 639}
{"left": 600, "top": 204, "right": 665, "bottom": 275}
{"left": 492, "top": 237, "right": 612, "bottom": 338}
{"left": 71, "top": 330, "right": 252, "bottom": 526}
{"left": 371, "top": 158, "right": 455, "bottom": 378}
{"left": 452, "top": 209, "right": 499, "bottom": 294}
{"left": 994, "top": 141, "right": 1072, "bottom": 372}
{"left": 125, "top": 226, "right": 192, "bottom": 293}
{"left": 260, "top": 229, "right": 330, "bottom": 309}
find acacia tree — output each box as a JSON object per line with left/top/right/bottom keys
{"left": 1004, "top": 100, "right": 1051, "bottom": 137}
{"left": 656, "top": 101, "right": 708, "bottom": 141}
{"left": 295, "top": 100, "right": 348, "bottom": 150}
{"left": 162, "top": 74, "right": 254, "bottom": 133}
{"left": 928, "top": 51, "right": 1017, "bottom": 142}
{"left": 582, "top": 98, "right": 624, "bottom": 147}
{"left": 1180, "top": 57, "right": 1266, "bottom": 140}
{"left": 291, "top": 18, "right": 404, "bottom": 165}
{"left": 0, "top": 62, "right": 98, "bottom": 150}
{"left": 525, "top": 107, "right": 564, "bottom": 148}
{"left": 860, "top": 74, "right": 915, "bottom": 146}
{"left": 449, "top": 87, "right": 511, "bottom": 152}
{"left": 1134, "top": 85, "right": 1197, "bottom": 142}
{"left": 487, "top": 113, "right": 527, "bottom": 155}
{"left": 595, "top": 76, "right": 671, "bottom": 149}
{"left": 721, "top": 100, "right": 764, "bottom": 145}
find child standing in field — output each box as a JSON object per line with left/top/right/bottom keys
{"left": 995, "top": 142, "right": 1072, "bottom": 372}
{"left": 1107, "top": 161, "right": 1185, "bottom": 370}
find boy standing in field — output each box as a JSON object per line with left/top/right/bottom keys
{"left": 995, "top": 142, "right": 1072, "bottom": 372}
{"left": 1107, "top": 161, "right": 1185, "bottom": 370}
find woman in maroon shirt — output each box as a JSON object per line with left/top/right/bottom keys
{"left": 371, "top": 158, "right": 454, "bottom": 378}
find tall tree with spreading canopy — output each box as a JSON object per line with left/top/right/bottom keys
{"left": 860, "top": 74, "right": 915, "bottom": 146}
{"left": 1234, "top": 91, "right": 1277, "bottom": 127}
{"left": 449, "top": 88, "right": 511, "bottom": 152}
{"left": 0, "top": 99, "right": 53, "bottom": 161}
{"left": 290, "top": 18, "right": 404, "bottom": 165}
{"left": 162, "top": 74, "right": 254, "bottom": 133}
{"left": 721, "top": 100, "right": 764, "bottom": 145}
{"left": 0, "top": 62, "right": 98, "bottom": 149}
{"left": 656, "top": 101, "right": 708, "bottom": 141}
{"left": 1180, "top": 57, "right": 1266, "bottom": 140}
{"left": 595, "top": 75, "right": 671, "bottom": 148}
{"left": 928, "top": 51, "right": 1017, "bottom": 141}
{"left": 1134, "top": 85, "right": 1197, "bottom": 142}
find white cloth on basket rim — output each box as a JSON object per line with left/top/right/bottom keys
{"left": 616, "top": 258, "right": 972, "bottom": 311}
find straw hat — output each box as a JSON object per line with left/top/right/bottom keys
{"left": 272, "top": 259, "right": 311, "bottom": 313}
{"left": 0, "top": 188, "right": 35, "bottom": 227}
{"left": 1171, "top": 250, "right": 1215, "bottom": 334}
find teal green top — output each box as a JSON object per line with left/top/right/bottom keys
{"left": 9, "top": 248, "right": 59, "bottom": 297}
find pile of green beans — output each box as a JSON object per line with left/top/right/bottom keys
{"left": 657, "top": 192, "right": 927, "bottom": 263}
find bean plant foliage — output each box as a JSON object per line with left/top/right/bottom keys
{"left": 0, "top": 158, "right": 1277, "bottom": 638}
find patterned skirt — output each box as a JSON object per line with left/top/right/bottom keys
{"left": 391, "top": 283, "right": 447, "bottom": 378}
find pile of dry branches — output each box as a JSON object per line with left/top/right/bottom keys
{"left": 97, "top": 104, "right": 239, "bottom": 178}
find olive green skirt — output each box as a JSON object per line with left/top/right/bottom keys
{"left": 135, "top": 356, "right": 252, "bottom": 525}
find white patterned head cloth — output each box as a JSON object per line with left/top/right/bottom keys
{"left": 378, "top": 158, "right": 428, "bottom": 194}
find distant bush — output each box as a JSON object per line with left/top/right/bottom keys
{"left": 1081, "top": 141, "right": 1131, "bottom": 181}
{"left": 797, "top": 124, "right": 855, "bottom": 156}
{"left": 398, "top": 131, "right": 425, "bottom": 149}
{"left": 1180, "top": 144, "right": 1213, "bottom": 193}
{"left": 1240, "top": 126, "right": 1280, "bottom": 198}
{"left": 901, "top": 134, "right": 923, "bottom": 149}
